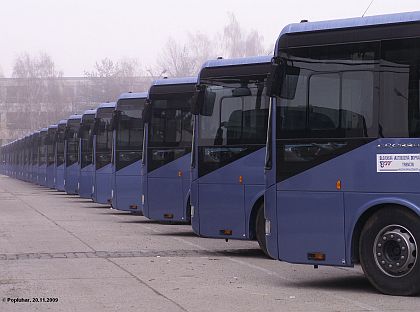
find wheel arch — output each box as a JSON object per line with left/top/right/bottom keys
{"left": 351, "top": 198, "right": 420, "bottom": 264}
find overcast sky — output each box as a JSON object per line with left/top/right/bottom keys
{"left": 1, "top": 0, "right": 420, "bottom": 77}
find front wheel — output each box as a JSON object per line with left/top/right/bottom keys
{"left": 256, "top": 203, "right": 272, "bottom": 259}
{"left": 359, "top": 206, "right": 420, "bottom": 296}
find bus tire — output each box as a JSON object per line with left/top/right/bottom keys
{"left": 359, "top": 206, "right": 420, "bottom": 296}
{"left": 256, "top": 203, "right": 271, "bottom": 258}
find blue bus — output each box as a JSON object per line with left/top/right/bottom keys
{"left": 264, "top": 11, "right": 420, "bottom": 296}
{"left": 78, "top": 109, "right": 97, "bottom": 199}
{"left": 64, "top": 114, "right": 82, "bottom": 194}
{"left": 111, "top": 92, "right": 147, "bottom": 212}
{"left": 142, "top": 77, "right": 196, "bottom": 222}
{"left": 55, "top": 120, "right": 67, "bottom": 191}
{"left": 46, "top": 125, "right": 58, "bottom": 188}
{"left": 190, "top": 56, "right": 271, "bottom": 254}
{"left": 92, "top": 102, "right": 116, "bottom": 204}
{"left": 30, "top": 131, "right": 40, "bottom": 184}
{"left": 22, "top": 136, "right": 30, "bottom": 182}
{"left": 38, "top": 128, "right": 48, "bottom": 186}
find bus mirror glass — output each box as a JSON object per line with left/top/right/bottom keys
{"left": 92, "top": 118, "right": 100, "bottom": 135}
{"left": 142, "top": 100, "right": 152, "bottom": 123}
{"left": 279, "top": 65, "right": 300, "bottom": 100}
{"left": 190, "top": 87, "right": 203, "bottom": 115}
{"left": 201, "top": 90, "right": 216, "bottom": 116}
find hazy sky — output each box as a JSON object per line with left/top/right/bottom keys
{"left": 1, "top": 0, "right": 420, "bottom": 77}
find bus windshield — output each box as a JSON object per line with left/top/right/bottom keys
{"left": 47, "top": 129, "right": 56, "bottom": 167}
{"left": 147, "top": 93, "right": 193, "bottom": 172}
{"left": 95, "top": 108, "right": 114, "bottom": 170}
{"left": 198, "top": 77, "right": 268, "bottom": 176}
{"left": 80, "top": 115, "right": 95, "bottom": 169}
{"left": 56, "top": 125, "right": 66, "bottom": 167}
{"left": 115, "top": 98, "right": 145, "bottom": 171}
{"left": 65, "top": 120, "right": 80, "bottom": 167}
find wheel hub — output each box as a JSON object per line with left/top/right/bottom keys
{"left": 374, "top": 225, "right": 417, "bottom": 277}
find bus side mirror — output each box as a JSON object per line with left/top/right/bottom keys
{"left": 191, "top": 86, "right": 204, "bottom": 115}
{"left": 201, "top": 90, "right": 216, "bottom": 116}
{"left": 92, "top": 118, "right": 99, "bottom": 135}
{"left": 111, "top": 111, "right": 120, "bottom": 131}
{"left": 266, "top": 59, "right": 300, "bottom": 100}
{"left": 142, "top": 100, "right": 152, "bottom": 123}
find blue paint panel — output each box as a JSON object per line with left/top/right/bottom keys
{"left": 65, "top": 163, "right": 80, "bottom": 195}
{"left": 277, "top": 191, "right": 345, "bottom": 266}
{"left": 192, "top": 148, "right": 265, "bottom": 239}
{"left": 264, "top": 184, "right": 279, "bottom": 259}
{"left": 38, "top": 164, "right": 47, "bottom": 186}
{"left": 191, "top": 180, "right": 200, "bottom": 233}
{"left": 93, "top": 164, "right": 113, "bottom": 204}
{"left": 46, "top": 165, "right": 55, "bottom": 188}
{"left": 113, "top": 161, "right": 142, "bottom": 211}
{"left": 55, "top": 165, "right": 65, "bottom": 191}
{"left": 143, "top": 153, "right": 191, "bottom": 222}
{"left": 198, "top": 183, "right": 245, "bottom": 238}
{"left": 79, "top": 164, "right": 94, "bottom": 199}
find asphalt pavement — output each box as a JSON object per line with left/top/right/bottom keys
{"left": 0, "top": 174, "right": 419, "bottom": 311}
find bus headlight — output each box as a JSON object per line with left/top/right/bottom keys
{"left": 265, "top": 219, "right": 271, "bottom": 235}
{"left": 92, "top": 185, "right": 95, "bottom": 194}
{"left": 141, "top": 194, "right": 145, "bottom": 205}
{"left": 191, "top": 205, "right": 195, "bottom": 218}
{"left": 111, "top": 189, "right": 114, "bottom": 199}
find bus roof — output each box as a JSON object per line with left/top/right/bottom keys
{"left": 276, "top": 11, "right": 420, "bottom": 50}
{"left": 48, "top": 124, "right": 58, "bottom": 129}
{"left": 82, "top": 109, "right": 97, "bottom": 116}
{"left": 58, "top": 119, "right": 67, "bottom": 125}
{"left": 199, "top": 56, "right": 272, "bottom": 81}
{"left": 97, "top": 102, "right": 116, "bottom": 110}
{"left": 68, "top": 114, "right": 82, "bottom": 121}
{"left": 201, "top": 55, "right": 272, "bottom": 69}
{"left": 152, "top": 77, "right": 197, "bottom": 87}
{"left": 118, "top": 92, "right": 148, "bottom": 100}
{"left": 279, "top": 11, "right": 420, "bottom": 37}
{"left": 40, "top": 128, "right": 48, "bottom": 132}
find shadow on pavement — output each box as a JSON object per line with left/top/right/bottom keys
{"left": 293, "top": 275, "right": 376, "bottom": 294}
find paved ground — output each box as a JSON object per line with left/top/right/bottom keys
{"left": 0, "top": 175, "right": 419, "bottom": 311}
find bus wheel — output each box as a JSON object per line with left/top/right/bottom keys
{"left": 359, "top": 207, "right": 420, "bottom": 296}
{"left": 256, "top": 204, "right": 271, "bottom": 258}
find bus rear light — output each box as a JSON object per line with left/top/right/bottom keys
{"left": 164, "top": 213, "right": 174, "bottom": 219}
{"left": 239, "top": 175, "right": 243, "bottom": 184}
{"left": 265, "top": 219, "right": 271, "bottom": 235}
{"left": 336, "top": 180, "right": 341, "bottom": 190}
{"left": 130, "top": 204, "right": 138, "bottom": 209}
{"left": 220, "top": 229, "right": 233, "bottom": 235}
{"left": 308, "top": 252, "right": 326, "bottom": 261}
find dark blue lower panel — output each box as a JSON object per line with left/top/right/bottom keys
{"left": 276, "top": 190, "right": 346, "bottom": 266}
{"left": 38, "top": 166, "right": 47, "bottom": 186}
{"left": 93, "top": 172, "right": 112, "bottom": 204}
{"left": 65, "top": 165, "right": 80, "bottom": 195}
{"left": 198, "top": 183, "right": 246, "bottom": 239}
{"left": 46, "top": 166, "right": 55, "bottom": 189}
{"left": 145, "top": 177, "right": 186, "bottom": 222}
{"left": 79, "top": 168, "right": 93, "bottom": 199}
{"left": 55, "top": 167, "right": 65, "bottom": 191}
{"left": 112, "top": 174, "right": 142, "bottom": 212}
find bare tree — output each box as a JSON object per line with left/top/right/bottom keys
{"left": 83, "top": 57, "right": 145, "bottom": 103}
{"left": 220, "top": 13, "right": 266, "bottom": 58}
{"left": 157, "top": 38, "right": 196, "bottom": 77}
{"left": 12, "top": 52, "right": 64, "bottom": 130}
{"left": 155, "top": 13, "right": 267, "bottom": 78}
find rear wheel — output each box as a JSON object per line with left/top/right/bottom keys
{"left": 359, "top": 206, "right": 420, "bottom": 296}
{"left": 256, "top": 203, "right": 271, "bottom": 258}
